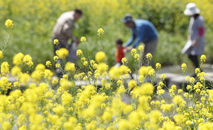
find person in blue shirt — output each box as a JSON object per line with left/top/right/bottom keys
{"left": 122, "top": 14, "right": 158, "bottom": 66}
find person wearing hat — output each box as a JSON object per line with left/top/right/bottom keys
{"left": 121, "top": 14, "right": 158, "bottom": 66}
{"left": 183, "top": 3, "right": 205, "bottom": 74}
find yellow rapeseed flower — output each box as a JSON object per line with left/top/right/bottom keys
{"left": 195, "top": 68, "right": 200, "bottom": 74}
{"left": 174, "top": 114, "right": 186, "bottom": 125}
{"left": 65, "top": 62, "right": 75, "bottom": 72}
{"left": 95, "top": 51, "right": 107, "bottom": 63}
{"left": 139, "top": 66, "right": 152, "bottom": 76}
{"left": 128, "top": 80, "right": 137, "bottom": 90}
{"left": 23, "top": 54, "right": 33, "bottom": 67}
{"left": 200, "top": 55, "right": 206, "bottom": 63}
{"left": 35, "top": 64, "right": 46, "bottom": 71}
{"left": 53, "top": 39, "right": 59, "bottom": 45}
{"left": 178, "top": 89, "right": 183, "bottom": 94}
{"left": 146, "top": 53, "right": 152, "bottom": 60}
{"left": 156, "top": 63, "right": 161, "bottom": 69}
{"left": 186, "top": 120, "right": 192, "bottom": 126}
{"left": 181, "top": 63, "right": 187, "bottom": 72}
{"left": 138, "top": 45, "right": 144, "bottom": 52}
{"left": 76, "top": 49, "right": 83, "bottom": 56}
{"left": 140, "top": 83, "right": 154, "bottom": 95}
{"left": 157, "top": 89, "right": 165, "bottom": 96}
{"left": 11, "top": 66, "right": 21, "bottom": 77}
{"left": 160, "top": 74, "right": 166, "bottom": 80}
{"left": 55, "top": 63, "right": 60, "bottom": 68}
{"left": 131, "top": 49, "right": 137, "bottom": 56}
{"left": 173, "top": 95, "right": 184, "bottom": 105}
{"left": 19, "top": 73, "right": 30, "bottom": 84}
{"left": 44, "top": 69, "right": 53, "bottom": 79}
{"left": 57, "top": 48, "right": 69, "bottom": 59}
{"left": 2, "top": 121, "right": 12, "bottom": 130}
{"left": 80, "top": 36, "right": 86, "bottom": 42}
{"left": 134, "top": 53, "right": 140, "bottom": 61}
{"left": 118, "top": 119, "right": 130, "bottom": 130}
{"left": 53, "top": 56, "right": 58, "bottom": 61}
{"left": 51, "top": 78, "right": 58, "bottom": 85}
{"left": 121, "top": 57, "right": 128, "bottom": 64}
{"left": 13, "top": 53, "right": 24, "bottom": 66}
{"left": 5, "top": 19, "right": 14, "bottom": 28}
{"left": 1, "top": 62, "right": 10, "bottom": 75}
{"left": 46, "top": 61, "right": 52, "bottom": 67}
{"left": 97, "top": 63, "right": 108, "bottom": 75}
{"left": 97, "top": 28, "right": 104, "bottom": 36}
{"left": 62, "top": 91, "right": 73, "bottom": 105}
{"left": 148, "top": 68, "right": 155, "bottom": 76}
{"left": 83, "top": 61, "right": 88, "bottom": 66}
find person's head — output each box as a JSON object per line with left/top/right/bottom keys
{"left": 116, "top": 39, "right": 123, "bottom": 49}
{"left": 73, "top": 9, "right": 83, "bottom": 21}
{"left": 121, "top": 14, "right": 135, "bottom": 28}
{"left": 184, "top": 3, "right": 200, "bottom": 17}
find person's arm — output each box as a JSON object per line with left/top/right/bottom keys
{"left": 124, "top": 30, "right": 136, "bottom": 47}
{"left": 132, "top": 27, "right": 145, "bottom": 48}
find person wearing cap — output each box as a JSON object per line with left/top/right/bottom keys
{"left": 183, "top": 3, "right": 205, "bottom": 74}
{"left": 52, "top": 9, "right": 83, "bottom": 77}
{"left": 121, "top": 14, "right": 158, "bottom": 66}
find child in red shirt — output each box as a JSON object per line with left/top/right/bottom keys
{"left": 115, "top": 39, "right": 126, "bottom": 67}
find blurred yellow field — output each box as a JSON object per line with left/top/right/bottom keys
{"left": 1, "top": 1, "right": 213, "bottom": 129}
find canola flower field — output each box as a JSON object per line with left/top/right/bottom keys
{"left": 1, "top": 20, "right": 213, "bottom": 129}
{"left": 1, "top": 0, "right": 213, "bottom": 130}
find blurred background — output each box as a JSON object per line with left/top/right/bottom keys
{"left": 1, "top": 0, "right": 213, "bottom": 70}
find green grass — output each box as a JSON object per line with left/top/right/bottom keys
{"left": 0, "top": 19, "right": 213, "bottom": 72}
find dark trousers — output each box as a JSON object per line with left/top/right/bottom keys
{"left": 53, "top": 40, "right": 67, "bottom": 55}
{"left": 188, "top": 55, "right": 199, "bottom": 68}
{"left": 52, "top": 39, "right": 69, "bottom": 77}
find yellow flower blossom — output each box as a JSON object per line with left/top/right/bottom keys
{"left": 35, "top": 64, "right": 46, "bottom": 71}
{"left": 138, "top": 45, "right": 144, "bottom": 52}
{"left": 95, "top": 51, "right": 107, "bottom": 63}
{"left": 65, "top": 62, "right": 75, "bottom": 72}
{"left": 156, "top": 63, "right": 161, "bottom": 69}
{"left": 128, "top": 80, "right": 137, "bottom": 90}
{"left": 76, "top": 49, "right": 83, "bottom": 56}
{"left": 23, "top": 54, "right": 33, "bottom": 67}
{"left": 5, "top": 19, "right": 14, "bottom": 28}
{"left": 46, "top": 61, "right": 52, "bottom": 67}
{"left": 200, "top": 55, "right": 206, "bottom": 63}
{"left": 53, "top": 56, "right": 58, "bottom": 62}
{"left": 146, "top": 53, "right": 152, "bottom": 60}
{"left": 83, "top": 61, "right": 88, "bottom": 66}
{"left": 1, "top": 62, "right": 10, "bottom": 75}
{"left": 13, "top": 53, "right": 24, "bottom": 66}
{"left": 97, "top": 63, "right": 108, "bottom": 75}
{"left": 160, "top": 74, "right": 166, "bottom": 80}
{"left": 131, "top": 49, "right": 137, "bottom": 56}
{"left": 181, "top": 63, "right": 187, "bottom": 72}
{"left": 121, "top": 57, "right": 128, "bottom": 64}
{"left": 53, "top": 39, "right": 59, "bottom": 45}
{"left": 97, "top": 28, "right": 104, "bottom": 36}
{"left": 57, "top": 48, "right": 69, "bottom": 59}
{"left": 80, "top": 36, "right": 86, "bottom": 42}
{"left": 173, "top": 95, "right": 184, "bottom": 105}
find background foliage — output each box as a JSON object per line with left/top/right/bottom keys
{"left": 1, "top": 0, "right": 213, "bottom": 69}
